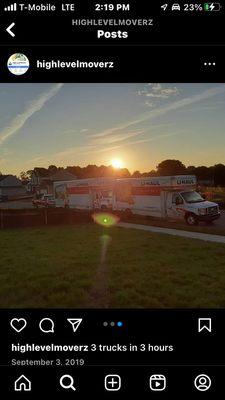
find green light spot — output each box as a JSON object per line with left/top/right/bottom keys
{"left": 92, "top": 212, "right": 119, "bottom": 227}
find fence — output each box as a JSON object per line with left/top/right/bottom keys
{"left": 0, "top": 209, "right": 92, "bottom": 229}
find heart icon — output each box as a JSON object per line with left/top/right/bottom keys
{"left": 10, "top": 318, "right": 27, "bottom": 333}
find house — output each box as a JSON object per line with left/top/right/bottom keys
{"left": 14, "top": 375, "right": 31, "bottom": 391}
{"left": 0, "top": 175, "right": 26, "bottom": 201}
{"left": 29, "top": 169, "right": 77, "bottom": 195}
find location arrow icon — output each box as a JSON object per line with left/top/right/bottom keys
{"left": 67, "top": 318, "right": 83, "bottom": 333}
{"left": 6, "top": 22, "right": 15, "bottom": 37}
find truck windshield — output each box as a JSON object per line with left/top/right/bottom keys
{"left": 181, "top": 191, "right": 205, "bottom": 203}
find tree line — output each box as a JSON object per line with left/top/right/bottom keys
{"left": 19, "top": 159, "right": 225, "bottom": 186}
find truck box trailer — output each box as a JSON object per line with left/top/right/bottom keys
{"left": 54, "top": 175, "right": 220, "bottom": 225}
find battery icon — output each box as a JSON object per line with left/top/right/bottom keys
{"left": 204, "top": 3, "right": 222, "bottom": 11}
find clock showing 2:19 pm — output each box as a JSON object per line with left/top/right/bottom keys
{"left": 94, "top": 3, "right": 131, "bottom": 12}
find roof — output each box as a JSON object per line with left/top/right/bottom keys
{"left": 0, "top": 175, "right": 9, "bottom": 182}
{"left": 0, "top": 174, "right": 23, "bottom": 187}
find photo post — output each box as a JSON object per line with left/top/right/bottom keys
{"left": 0, "top": 1, "right": 224, "bottom": 397}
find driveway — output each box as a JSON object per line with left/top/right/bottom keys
{"left": 214, "top": 210, "right": 225, "bottom": 228}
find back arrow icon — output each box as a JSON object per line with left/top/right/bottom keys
{"left": 6, "top": 22, "right": 15, "bottom": 37}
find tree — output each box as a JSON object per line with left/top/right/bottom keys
{"left": 194, "top": 166, "right": 212, "bottom": 180}
{"left": 66, "top": 166, "right": 83, "bottom": 178}
{"left": 116, "top": 168, "right": 131, "bottom": 178}
{"left": 186, "top": 165, "right": 196, "bottom": 174}
{"left": 132, "top": 170, "right": 142, "bottom": 178}
{"left": 26, "top": 170, "right": 34, "bottom": 179}
{"left": 141, "top": 170, "right": 157, "bottom": 177}
{"left": 156, "top": 159, "right": 186, "bottom": 176}
{"left": 213, "top": 164, "right": 225, "bottom": 186}
{"left": 20, "top": 171, "right": 30, "bottom": 182}
{"left": 33, "top": 167, "right": 49, "bottom": 177}
{"left": 16, "top": 161, "right": 225, "bottom": 185}
{"left": 48, "top": 165, "right": 58, "bottom": 174}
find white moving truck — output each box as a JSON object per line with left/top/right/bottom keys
{"left": 54, "top": 175, "right": 220, "bottom": 225}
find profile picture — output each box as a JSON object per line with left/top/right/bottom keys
{"left": 7, "top": 53, "right": 30, "bottom": 75}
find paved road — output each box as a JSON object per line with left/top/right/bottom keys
{"left": 118, "top": 221, "right": 225, "bottom": 244}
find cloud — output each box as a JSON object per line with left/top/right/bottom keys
{"left": 80, "top": 128, "right": 89, "bottom": 133}
{"left": 0, "top": 83, "right": 63, "bottom": 146}
{"left": 50, "top": 130, "right": 182, "bottom": 163}
{"left": 91, "top": 130, "right": 144, "bottom": 145}
{"left": 138, "top": 83, "right": 180, "bottom": 99}
{"left": 145, "top": 100, "right": 154, "bottom": 108}
{"left": 124, "top": 131, "right": 183, "bottom": 147}
{"left": 184, "top": 100, "right": 225, "bottom": 112}
{"left": 90, "top": 124, "right": 174, "bottom": 146}
{"left": 24, "top": 156, "right": 46, "bottom": 165}
{"left": 26, "top": 144, "right": 121, "bottom": 167}
{"left": 52, "top": 145, "right": 96, "bottom": 159}
{"left": 53, "top": 144, "right": 122, "bottom": 159}
{"left": 90, "top": 85, "right": 225, "bottom": 140}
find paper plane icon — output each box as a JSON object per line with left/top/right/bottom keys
{"left": 67, "top": 318, "right": 83, "bottom": 333}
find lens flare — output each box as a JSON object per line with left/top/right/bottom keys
{"left": 92, "top": 212, "right": 119, "bottom": 227}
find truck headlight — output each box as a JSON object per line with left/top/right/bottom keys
{"left": 198, "top": 208, "right": 207, "bottom": 215}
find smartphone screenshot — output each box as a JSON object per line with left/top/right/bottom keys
{"left": 0, "top": 1, "right": 225, "bottom": 397}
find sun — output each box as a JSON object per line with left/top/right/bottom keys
{"left": 111, "top": 158, "right": 123, "bottom": 169}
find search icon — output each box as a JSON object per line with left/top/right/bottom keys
{"left": 60, "top": 375, "right": 76, "bottom": 391}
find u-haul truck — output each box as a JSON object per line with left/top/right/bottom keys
{"left": 54, "top": 175, "right": 220, "bottom": 225}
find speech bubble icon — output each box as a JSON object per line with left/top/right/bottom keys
{"left": 39, "top": 318, "right": 55, "bottom": 333}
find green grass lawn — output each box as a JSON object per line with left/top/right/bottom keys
{"left": 0, "top": 224, "right": 225, "bottom": 308}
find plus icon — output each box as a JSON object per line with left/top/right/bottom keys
{"left": 105, "top": 375, "right": 121, "bottom": 391}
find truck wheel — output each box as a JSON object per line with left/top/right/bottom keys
{"left": 185, "top": 213, "right": 198, "bottom": 226}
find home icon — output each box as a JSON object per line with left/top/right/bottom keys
{"left": 14, "top": 375, "right": 31, "bottom": 391}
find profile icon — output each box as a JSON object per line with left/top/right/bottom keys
{"left": 7, "top": 53, "right": 30, "bottom": 75}
{"left": 194, "top": 374, "right": 211, "bottom": 391}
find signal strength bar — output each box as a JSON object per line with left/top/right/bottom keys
{"left": 4, "top": 3, "right": 17, "bottom": 12}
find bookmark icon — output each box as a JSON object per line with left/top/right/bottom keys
{"left": 198, "top": 318, "right": 212, "bottom": 333}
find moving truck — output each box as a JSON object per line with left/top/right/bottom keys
{"left": 54, "top": 175, "right": 220, "bottom": 225}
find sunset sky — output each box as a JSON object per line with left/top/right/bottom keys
{"left": 0, "top": 83, "right": 225, "bottom": 175}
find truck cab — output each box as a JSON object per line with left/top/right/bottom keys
{"left": 165, "top": 190, "right": 220, "bottom": 225}
{"left": 93, "top": 189, "right": 113, "bottom": 210}
{"left": 32, "top": 194, "right": 56, "bottom": 208}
